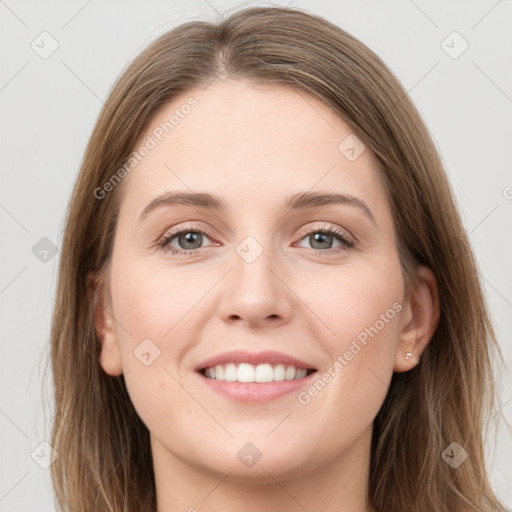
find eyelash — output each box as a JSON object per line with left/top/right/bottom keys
{"left": 157, "top": 224, "right": 355, "bottom": 257}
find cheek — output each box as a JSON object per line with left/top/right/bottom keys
{"left": 109, "top": 259, "right": 220, "bottom": 407}
{"left": 109, "top": 266, "right": 201, "bottom": 434}
{"left": 291, "top": 270, "right": 401, "bottom": 456}
{"left": 308, "top": 256, "right": 403, "bottom": 354}
{"left": 298, "top": 258, "right": 402, "bottom": 413}
{"left": 112, "top": 259, "right": 204, "bottom": 344}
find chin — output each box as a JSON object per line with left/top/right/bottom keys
{"left": 194, "top": 438, "right": 315, "bottom": 483}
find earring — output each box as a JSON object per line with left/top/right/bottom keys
{"left": 404, "top": 352, "right": 413, "bottom": 361}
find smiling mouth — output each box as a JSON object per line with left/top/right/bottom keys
{"left": 198, "top": 362, "right": 317, "bottom": 383}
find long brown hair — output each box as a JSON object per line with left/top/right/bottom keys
{"left": 47, "top": 6, "right": 507, "bottom": 511}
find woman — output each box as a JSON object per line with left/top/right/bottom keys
{"left": 48, "top": 6, "right": 507, "bottom": 511}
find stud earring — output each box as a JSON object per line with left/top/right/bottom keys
{"left": 404, "top": 352, "right": 413, "bottom": 361}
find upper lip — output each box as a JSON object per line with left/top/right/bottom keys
{"left": 195, "top": 350, "right": 317, "bottom": 371}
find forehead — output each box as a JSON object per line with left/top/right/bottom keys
{"left": 119, "top": 79, "right": 387, "bottom": 220}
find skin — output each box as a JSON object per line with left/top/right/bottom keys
{"left": 91, "top": 79, "right": 439, "bottom": 512}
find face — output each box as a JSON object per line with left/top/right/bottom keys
{"left": 95, "top": 79, "right": 432, "bottom": 484}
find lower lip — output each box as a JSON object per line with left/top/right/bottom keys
{"left": 196, "top": 371, "right": 317, "bottom": 402}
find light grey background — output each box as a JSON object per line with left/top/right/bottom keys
{"left": 1, "top": 0, "right": 511, "bottom": 510}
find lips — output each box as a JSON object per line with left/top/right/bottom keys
{"left": 194, "top": 349, "right": 317, "bottom": 372}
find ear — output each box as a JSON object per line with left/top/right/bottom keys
{"left": 394, "top": 265, "right": 440, "bottom": 372}
{"left": 87, "top": 271, "right": 123, "bottom": 376}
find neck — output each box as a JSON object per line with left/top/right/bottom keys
{"left": 152, "top": 425, "right": 373, "bottom": 512}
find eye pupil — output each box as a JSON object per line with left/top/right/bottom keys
{"left": 310, "top": 232, "right": 332, "bottom": 249}
{"left": 179, "top": 231, "right": 202, "bottom": 250}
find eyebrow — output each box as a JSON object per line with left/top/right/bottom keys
{"left": 138, "top": 191, "right": 375, "bottom": 224}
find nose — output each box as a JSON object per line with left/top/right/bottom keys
{"left": 218, "top": 239, "right": 293, "bottom": 329}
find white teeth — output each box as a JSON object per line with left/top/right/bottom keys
{"left": 224, "top": 363, "right": 237, "bottom": 382}
{"left": 255, "top": 363, "right": 274, "bottom": 383}
{"left": 237, "top": 363, "right": 255, "bottom": 382}
{"left": 296, "top": 368, "right": 307, "bottom": 379}
{"left": 285, "top": 365, "right": 296, "bottom": 380}
{"left": 203, "top": 362, "right": 313, "bottom": 382}
{"left": 273, "top": 363, "right": 285, "bottom": 381}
